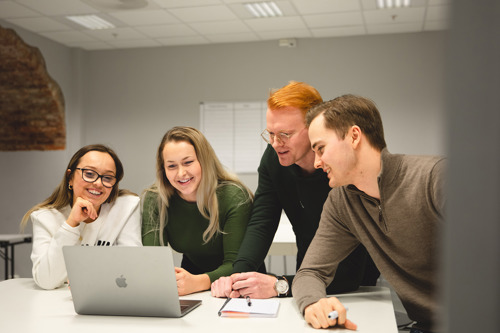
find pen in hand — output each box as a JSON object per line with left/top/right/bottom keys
{"left": 328, "top": 307, "right": 348, "bottom": 320}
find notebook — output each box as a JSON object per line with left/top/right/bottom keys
{"left": 218, "top": 297, "right": 280, "bottom": 317}
{"left": 62, "top": 246, "right": 202, "bottom": 317}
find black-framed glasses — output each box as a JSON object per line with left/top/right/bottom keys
{"left": 261, "top": 129, "right": 300, "bottom": 145}
{"left": 75, "top": 168, "right": 117, "bottom": 188}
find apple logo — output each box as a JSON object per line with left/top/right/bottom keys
{"left": 115, "top": 275, "right": 127, "bottom": 288}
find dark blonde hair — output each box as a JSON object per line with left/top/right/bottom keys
{"left": 144, "top": 126, "right": 253, "bottom": 244}
{"left": 20, "top": 144, "right": 134, "bottom": 230}
{"left": 306, "top": 94, "right": 387, "bottom": 151}
{"left": 268, "top": 81, "right": 323, "bottom": 117}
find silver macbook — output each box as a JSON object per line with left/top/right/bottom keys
{"left": 62, "top": 246, "right": 202, "bottom": 317}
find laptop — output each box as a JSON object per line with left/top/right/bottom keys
{"left": 62, "top": 246, "right": 202, "bottom": 317}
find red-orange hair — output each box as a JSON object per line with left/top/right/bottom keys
{"left": 267, "top": 81, "right": 323, "bottom": 117}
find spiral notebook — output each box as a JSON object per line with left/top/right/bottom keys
{"left": 218, "top": 297, "right": 280, "bottom": 317}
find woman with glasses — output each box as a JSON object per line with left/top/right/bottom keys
{"left": 20, "top": 144, "right": 142, "bottom": 290}
{"left": 142, "top": 126, "right": 253, "bottom": 296}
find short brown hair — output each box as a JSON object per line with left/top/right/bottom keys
{"left": 267, "top": 81, "right": 323, "bottom": 117}
{"left": 306, "top": 94, "right": 387, "bottom": 151}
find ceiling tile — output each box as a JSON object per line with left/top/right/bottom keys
{"left": 425, "top": 5, "right": 451, "bottom": 21}
{"left": 153, "top": 0, "right": 222, "bottom": 8}
{"left": 303, "top": 11, "right": 363, "bottom": 29}
{"left": 168, "top": 5, "right": 238, "bottom": 22}
{"left": 16, "top": 0, "right": 99, "bottom": 16}
{"left": 256, "top": 28, "right": 312, "bottom": 40}
{"left": 66, "top": 40, "right": 113, "bottom": 50}
{"left": 0, "top": 0, "right": 451, "bottom": 50}
{"left": 367, "top": 22, "right": 423, "bottom": 35}
{"left": 221, "top": 0, "right": 263, "bottom": 4}
{"left": 190, "top": 20, "right": 251, "bottom": 35}
{"left": 157, "top": 35, "right": 209, "bottom": 46}
{"left": 427, "top": 0, "right": 452, "bottom": 5}
{"left": 81, "top": 0, "right": 160, "bottom": 11}
{"left": 311, "top": 25, "right": 366, "bottom": 38}
{"left": 205, "top": 32, "right": 259, "bottom": 43}
{"left": 363, "top": 7, "right": 426, "bottom": 24}
{"left": 135, "top": 24, "right": 197, "bottom": 38}
{"left": 245, "top": 16, "right": 307, "bottom": 32}
{"left": 0, "top": 2, "right": 39, "bottom": 18}
{"left": 292, "top": 0, "right": 360, "bottom": 15}
{"left": 424, "top": 20, "right": 450, "bottom": 31}
{"left": 107, "top": 38, "right": 162, "bottom": 48}
{"left": 109, "top": 9, "right": 179, "bottom": 26}
{"left": 41, "top": 30, "right": 98, "bottom": 43}
{"left": 6, "top": 17, "right": 72, "bottom": 32}
{"left": 359, "top": 0, "right": 377, "bottom": 11}
{"left": 85, "top": 27, "right": 146, "bottom": 41}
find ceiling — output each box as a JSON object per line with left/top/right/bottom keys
{"left": 0, "top": 0, "right": 452, "bottom": 51}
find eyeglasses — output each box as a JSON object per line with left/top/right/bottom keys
{"left": 75, "top": 168, "right": 117, "bottom": 188}
{"left": 261, "top": 129, "right": 302, "bottom": 145}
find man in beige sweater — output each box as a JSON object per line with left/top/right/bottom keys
{"left": 292, "top": 95, "right": 445, "bottom": 333}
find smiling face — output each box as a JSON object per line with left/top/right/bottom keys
{"left": 162, "top": 140, "right": 202, "bottom": 202}
{"left": 266, "top": 106, "right": 313, "bottom": 170}
{"left": 308, "top": 113, "right": 356, "bottom": 188}
{"left": 68, "top": 151, "right": 116, "bottom": 210}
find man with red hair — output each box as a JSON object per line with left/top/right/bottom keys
{"left": 211, "top": 82, "right": 378, "bottom": 299}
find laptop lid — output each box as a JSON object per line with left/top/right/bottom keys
{"left": 62, "top": 246, "right": 201, "bottom": 317}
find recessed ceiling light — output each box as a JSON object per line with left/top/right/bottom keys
{"left": 376, "top": 0, "right": 411, "bottom": 9}
{"left": 244, "top": 2, "right": 283, "bottom": 18}
{"left": 66, "top": 15, "right": 115, "bottom": 30}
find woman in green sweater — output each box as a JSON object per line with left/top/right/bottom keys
{"left": 142, "top": 126, "right": 253, "bottom": 296}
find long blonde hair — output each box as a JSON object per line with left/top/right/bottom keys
{"left": 144, "top": 126, "right": 253, "bottom": 245}
{"left": 20, "top": 144, "right": 135, "bottom": 230}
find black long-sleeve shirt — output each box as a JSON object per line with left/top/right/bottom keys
{"left": 233, "top": 145, "right": 378, "bottom": 294}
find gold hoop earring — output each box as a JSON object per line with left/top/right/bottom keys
{"left": 68, "top": 184, "right": 73, "bottom": 190}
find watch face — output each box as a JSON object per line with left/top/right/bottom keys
{"left": 276, "top": 279, "right": 289, "bottom": 294}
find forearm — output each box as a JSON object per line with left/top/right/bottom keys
{"left": 233, "top": 155, "right": 282, "bottom": 273}
{"left": 206, "top": 262, "right": 233, "bottom": 282}
{"left": 190, "top": 274, "right": 211, "bottom": 294}
{"left": 195, "top": 274, "right": 211, "bottom": 291}
{"left": 232, "top": 205, "right": 281, "bottom": 273}
{"left": 32, "top": 222, "right": 80, "bottom": 289}
{"left": 293, "top": 269, "right": 330, "bottom": 314}
{"left": 292, "top": 198, "right": 357, "bottom": 312}
{"left": 213, "top": 190, "right": 253, "bottom": 280}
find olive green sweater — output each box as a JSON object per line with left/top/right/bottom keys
{"left": 142, "top": 184, "right": 252, "bottom": 282}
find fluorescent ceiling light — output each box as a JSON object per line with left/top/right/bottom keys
{"left": 66, "top": 15, "right": 115, "bottom": 30}
{"left": 377, "top": 0, "right": 411, "bottom": 9}
{"left": 244, "top": 2, "right": 283, "bottom": 18}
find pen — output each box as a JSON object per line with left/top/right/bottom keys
{"left": 246, "top": 296, "right": 252, "bottom": 307}
{"left": 328, "top": 307, "right": 348, "bottom": 320}
{"left": 218, "top": 297, "right": 232, "bottom": 316}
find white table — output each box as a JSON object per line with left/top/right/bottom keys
{"left": 0, "top": 279, "right": 398, "bottom": 333}
{"left": 268, "top": 212, "right": 297, "bottom": 256}
{"left": 267, "top": 213, "right": 297, "bottom": 274}
{"left": 0, "top": 234, "right": 32, "bottom": 279}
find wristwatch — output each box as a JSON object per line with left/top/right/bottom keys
{"left": 274, "top": 276, "right": 289, "bottom": 297}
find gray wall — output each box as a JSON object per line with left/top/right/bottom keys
{"left": 0, "top": 20, "right": 447, "bottom": 280}
{"left": 83, "top": 32, "right": 447, "bottom": 195}
{"left": 442, "top": 0, "right": 500, "bottom": 332}
{"left": 1, "top": 21, "right": 84, "bottom": 279}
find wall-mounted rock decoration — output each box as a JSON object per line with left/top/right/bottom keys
{"left": 0, "top": 25, "right": 66, "bottom": 151}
